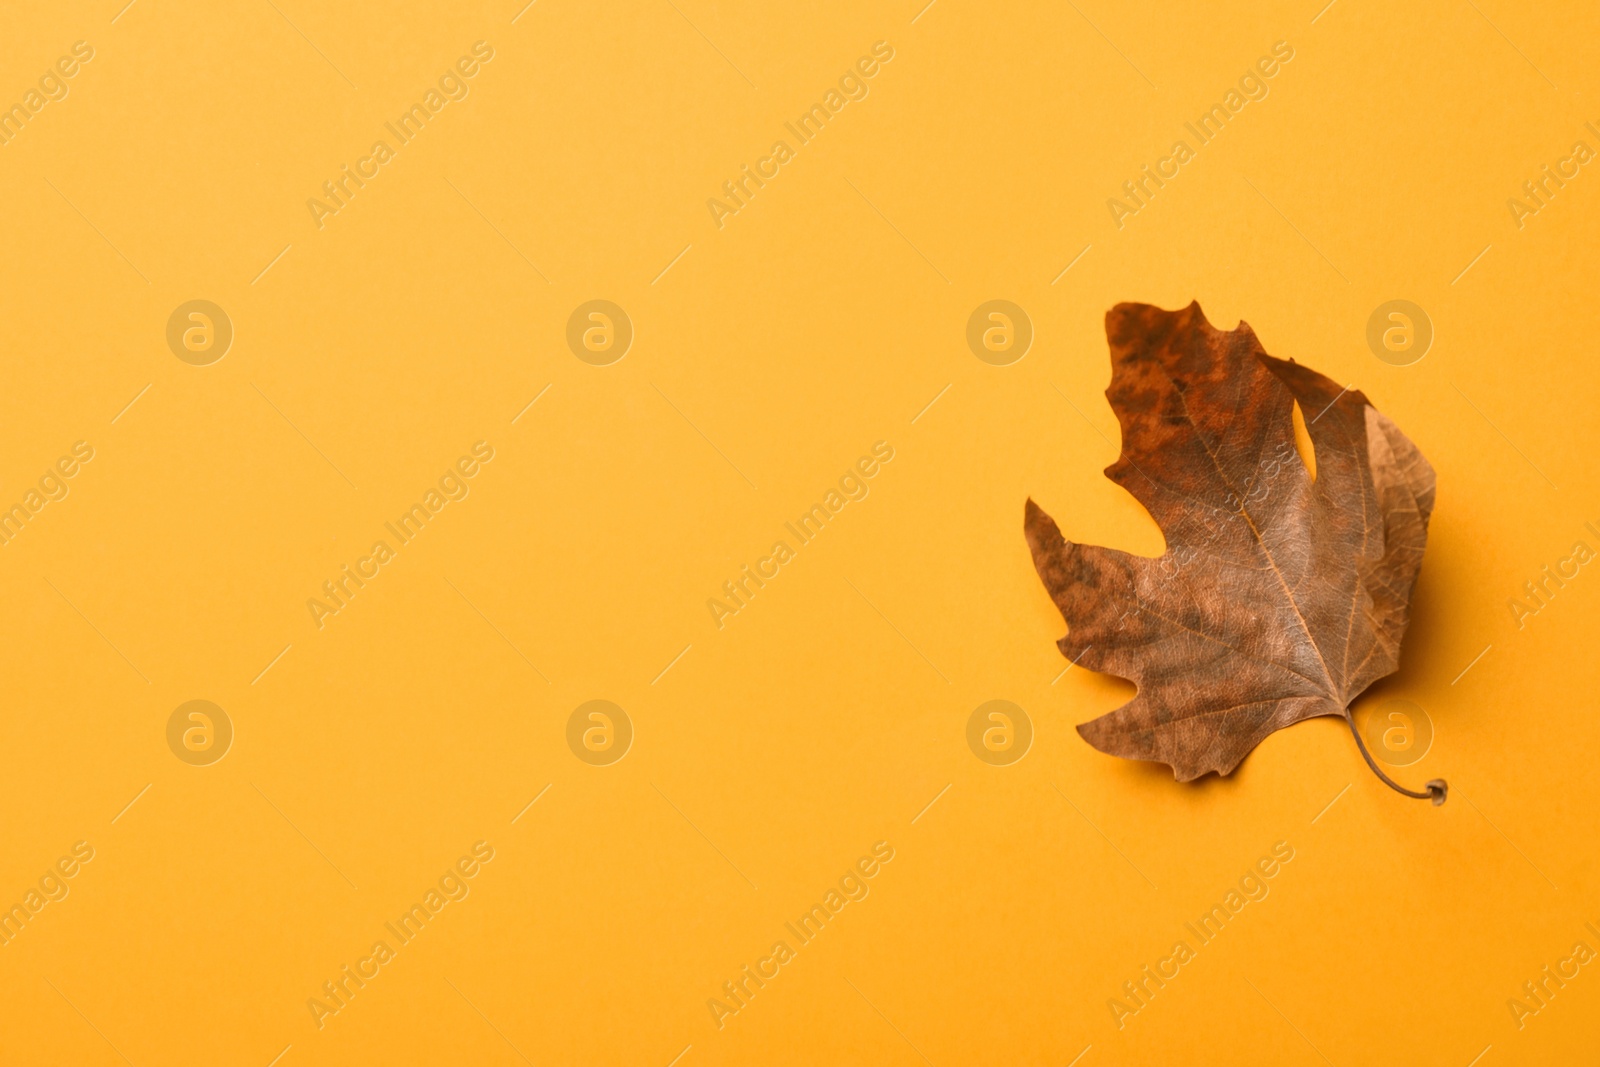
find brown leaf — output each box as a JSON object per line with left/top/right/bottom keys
{"left": 1026, "top": 302, "right": 1436, "bottom": 784}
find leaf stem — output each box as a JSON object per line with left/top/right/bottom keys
{"left": 1343, "top": 710, "right": 1447, "bottom": 805}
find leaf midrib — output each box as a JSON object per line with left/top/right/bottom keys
{"left": 1161, "top": 362, "right": 1340, "bottom": 702}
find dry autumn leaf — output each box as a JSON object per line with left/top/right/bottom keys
{"left": 1027, "top": 302, "right": 1445, "bottom": 802}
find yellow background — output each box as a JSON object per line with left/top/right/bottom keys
{"left": 2, "top": 0, "right": 1598, "bottom": 1063}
